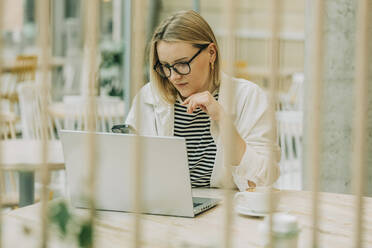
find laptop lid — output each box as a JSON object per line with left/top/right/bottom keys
{"left": 60, "top": 130, "right": 197, "bottom": 217}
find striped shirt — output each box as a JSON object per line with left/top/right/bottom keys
{"left": 174, "top": 93, "right": 219, "bottom": 187}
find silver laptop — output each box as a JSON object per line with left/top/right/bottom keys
{"left": 59, "top": 130, "right": 219, "bottom": 217}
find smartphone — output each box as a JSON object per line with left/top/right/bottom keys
{"left": 111, "top": 124, "right": 136, "bottom": 134}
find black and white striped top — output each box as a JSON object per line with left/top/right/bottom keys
{"left": 174, "top": 92, "right": 219, "bottom": 187}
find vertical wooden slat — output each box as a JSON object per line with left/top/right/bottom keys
{"left": 132, "top": 0, "right": 146, "bottom": 247}
{"left": 37, "top": 0, "right": 51, "bottom": 247}
{"left": 268, "top": 0, "right": 282, "bottom": 247}
{"left": 269, "top": 1, "right": 281, "bottom": 148}
{"left": 0, "top": 0, "right": 3, "bottom": 246}
{"left": 84, "top": 0, "right": 99, "bottom": 247}
{"left": 352, "top": 0, "right": 370, "bottom": 247}
{"left": 221, "top": 1, "right": 236, "bottom": 248}
{"left": 308, "top": 0, "right": 325, "bottom": 247}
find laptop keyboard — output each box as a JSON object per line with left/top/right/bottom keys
{"left": 193, "top": 202, "right": 203, "bottom": 207}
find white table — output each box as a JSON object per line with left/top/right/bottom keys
{"left": 0, "top": 140, "right": 64, "bottom": 207}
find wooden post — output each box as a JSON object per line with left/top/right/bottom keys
{"left": 84, "top": 0, "right": 99, "bottom": 247}
{"left": 352, "top": 0, "right": 370, "bottom": 247}
{"left": 267, "top": 0, "right": 282, "bottom": 247}
{"left": 37, "top": 0, "right": 51, "bottom": 247}
{"left": 221, "top": 1, "right": 236, "bottom": 247}
{"left": 131, "top": 0, "right": 146, "bottom": 247}
{"left": 0, "top": 0, "right": 3, "bottom": 246}
{"left": 308, "top": 0, "right": 325, "bottom": 247}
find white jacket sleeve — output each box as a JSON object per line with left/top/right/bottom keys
{"left": 231, "top": 84, "right": 280, "bottom": 191}
{"left": 125, "top": 91, "right": 143, "bottom": 132}
{"left": 124, "top": 83, "right": 158, "bottom": 136}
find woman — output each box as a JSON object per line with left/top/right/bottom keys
{"left": 126, "top": 10, "right": 280, "bottom": 191}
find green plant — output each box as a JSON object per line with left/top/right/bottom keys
{"left": 49, "top": 200, "right": 71, "bottom": 237}
{"left": 99, "top": 39, "right": 124, "bottom": 98}
{"left": 49, "top": 200, "right": 93, "bottom": 248}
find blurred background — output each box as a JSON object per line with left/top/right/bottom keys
{"left": 1, "top": 0, "right": 305, "bottom": 102}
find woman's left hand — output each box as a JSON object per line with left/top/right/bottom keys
{"left": 181, "top": 91, "right": 223, "bottom": 121}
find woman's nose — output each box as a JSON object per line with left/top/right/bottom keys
{"left": 169, "top": 68, "right": 182, "bottom": 81}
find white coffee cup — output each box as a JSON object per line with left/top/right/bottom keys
{"left": 234, "top": 187, "right": 281, "bottom": 213}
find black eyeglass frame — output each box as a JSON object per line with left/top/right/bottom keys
{"left": 153, "top": 45, "right": 208, "bottom": 78}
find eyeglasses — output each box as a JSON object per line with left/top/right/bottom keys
{"left": 153, "top": 46, "right": 207, "bottom": 78}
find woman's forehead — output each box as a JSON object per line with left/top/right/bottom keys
{"left": 156, "top": 41, "right": 196, "bottom": 63}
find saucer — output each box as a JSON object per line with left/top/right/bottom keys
{"left": 235, "top": 205, "right": 268, "bottom": 217}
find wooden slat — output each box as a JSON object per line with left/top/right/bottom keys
{"left": 132, "top": 0, "right": 146, "bottom": 247}
{"left": 221, "top": 1, "right": 236, "bottom": 248}
{"left": 84, "top": 1, "right": 99, "bottom": 248}
{"left": 0, "top": 0, "right": 3, "bottom": 246}
{"left": 308, "top": 0, "right": 325, "bottom": 247}
{"left": 37, "top": 0, "right": 51, "bottom": 247}
{"left": 352, "top": 0, "right": 370, "bottom": 247}
{"left": 267, "top": 0, "right": 282, "bottom": 247}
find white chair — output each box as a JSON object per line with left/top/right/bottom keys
{"left": 0, "top": 111, "right": 17, "bottom": 139}
{"left": 17, "top": 82, "right": 56, "bottom": 140}
{"left": 0, "top": 111, "right": 19, "bottom": 208}
{"left": 57, "top": 95, "right": 125, "bottom": 133}
{"left": 17, "top": 82, "right": 65, "bottom": 197}
{"left": 275, "top": 111, "right": 303, "bottom": 190}
{"left": 278, "top": 72, "right": 304, "bottom": 111}
{"left": 0, "top": 56, "right": 38, "bottom": 113}
{"left": 0, "top": 74, "right": 18, "bottom": 112}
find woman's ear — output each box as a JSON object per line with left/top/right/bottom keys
{"left": 208, "top": 43, "right": 217, "bottom": 63}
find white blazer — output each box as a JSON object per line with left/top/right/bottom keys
{"left": 125, "top": 77, "right": 280, "bottom": 191}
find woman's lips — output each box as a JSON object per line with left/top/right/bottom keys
{"left": 176, "top": 83, "right": 188, "bottom": 87}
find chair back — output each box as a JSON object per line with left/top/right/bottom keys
{"left": 0, "top": 112, "right": 17, "bottom": 139}
{"left": 16, "top": 82, "right": 66, "bottom": 198}
{"left": 0, "top": 74, "right": 17, "bottom": 105}
{"left": 58, "top": 95, "right": 125, "bottom": 133}
{"left": 278, "top": 72, "right": 304, "bottom": 111}
{"left": 17, "top": 82, "right": 56, "bottom": 140}
{"left": 0, "top": 112, "right": 18, "bottom": 207}
{"left": 0, "top": 55, "right": 38, "bottom": 112}
{"left": 275, "top": 110, "right": 303, "bottom": 190}
{"left": 13, "top": 55, "right": 38, "bottom": 82}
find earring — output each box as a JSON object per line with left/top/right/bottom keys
{"left": 210, "top": 62, "right": 214, "bottom": 70}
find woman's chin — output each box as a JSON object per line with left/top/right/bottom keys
{"left": 177, "top": 90, "right": 191, "bottom": 99}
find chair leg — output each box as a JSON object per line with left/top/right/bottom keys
{"left": 19, "top": 172, "right": 35, "bottom": 207}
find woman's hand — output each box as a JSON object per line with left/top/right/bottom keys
{"left": 183, "top": 91, "right": 247, "bottom": 166}
{"left": 181, "top": 91, "right": 223, "bottom": 121}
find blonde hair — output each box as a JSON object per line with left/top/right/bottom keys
{"left": 149, "top": 10, "right": 221, "bottom": 104}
